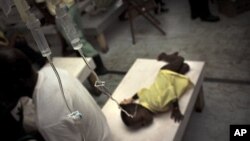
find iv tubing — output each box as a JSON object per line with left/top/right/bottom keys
{"left": 23, "top": 9, "right": 72, "bottom": 113}
{"left": 47, "top": 56, "right": 73, "bottom": 113}
{"left": 77, "top": 48, "right": 99, "bottom": 81}
{"left": 14, "top": 1, "right": 85, "bottom": 140}
{"left": 55, "top": 2, "right": 135, "bottom": 118}
{"left": 77, "top": 49, "right": 135, "bottom": 118}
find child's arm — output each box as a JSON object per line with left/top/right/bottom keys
{"left": 170, "top": 74, "right": 184, "bottom": 122}
{"left": 170, "top": 99, "right": 184, "bottom": 122}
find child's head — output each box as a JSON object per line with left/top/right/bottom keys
{"left": 157, "top": 52, "right": 179, "bottom": 62}
{"left": 120, "top": 103, "right": 153, "bottom": 129}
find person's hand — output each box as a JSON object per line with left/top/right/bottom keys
{"left": 171, "top": 107, "right": 184, "bottom": 122}
{"left": 120, "top": 98, "right": 133, "bottom": 104}
{"left": 170, "top": 99, "right": 184, "bottom": 122}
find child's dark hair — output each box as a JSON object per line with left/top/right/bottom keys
{"left": 0, "top": 47, "right": 37, "bottom": 104}
{"left": 120, "top": 103, "right": 153, "bottom": 129}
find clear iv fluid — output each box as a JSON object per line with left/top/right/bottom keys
{"left": 26, "top": 15, "right": 51, "bottom": 57}
{"left": 30, "top": 29, "right": 51, "bottom": 57}
{"left": 55, "top": 4, "right": 82, "bottom": 50}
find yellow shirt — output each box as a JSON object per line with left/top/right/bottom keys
{"left": 138, "top": 70, "right": 193, "bottom": 113}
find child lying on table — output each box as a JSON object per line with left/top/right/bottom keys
{"left": 120, "top": 52, "right": 193, "bottom": 128}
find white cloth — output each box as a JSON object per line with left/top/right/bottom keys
{"left": 33, "top": 66, "right": 113, "bottom": 141}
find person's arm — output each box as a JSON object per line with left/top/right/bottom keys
{"left": 169, "top": 79, "right": 184, "bottom": 122}
{"left": 170, "top": 98, "right": 184, "bottom": 122}
{"left": 34, "top": 2, "right": 55, "bottom": 25}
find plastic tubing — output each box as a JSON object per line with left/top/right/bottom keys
{"left": 23, "top": 7, "right": 72, "bottom": 113}
{"left": 77, "top": 49, "right": 135, "bottom": 118}
{"left": 55, "top": 2, "right": 135, "bottom": 118}
{"left": 47, "top": 56, "right": 73, "bottom": 113}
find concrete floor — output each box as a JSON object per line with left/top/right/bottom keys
{"left": 86, "top": 0, "right": 250, "bottom": 141}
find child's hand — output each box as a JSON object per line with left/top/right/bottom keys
{"left": 120, "top": 98, "right": 133, "bottom": 104}
{"left": 170, "top": 99, "right": 184, "bottom": 122}
{"left": 171, "top": 107, "right": 184, "bottom": 122}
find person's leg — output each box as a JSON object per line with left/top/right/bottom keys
{"left": 61, "top": 5, "right": 109, "bottom": 75}
{"left": 154, "top": 0, "right": 161, "bottom": 14}
{"left": 199, "top": 0, "right": 220, "bottom": 22}
{"left": 154, "top": 0, "right": 168, "bottom": 14}
{"left": 199, "top": 0, "right": 210, "bottom": 18}
{"left": 188, "top": 0, "right": 209, "bottom": 19}
{"left": 188, "top": 0, "right": 199, "bottom": 19}
{"left": 188, "top": 0, "right": 220, "bottom": 22}
{"left": 67, "top": 5, "right": 99, "bottom": 57}
{"left": 34, "top": 2, "right": 55, "bottom": 26}
{"left": 159, "top": 0, "right": 169, "bottom": 13}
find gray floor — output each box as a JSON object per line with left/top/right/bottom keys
{"left": 87, "top": 0, "right": 250, "bottom": 141}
